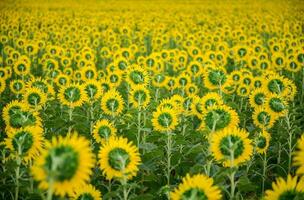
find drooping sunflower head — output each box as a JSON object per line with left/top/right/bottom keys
{"left": 100, "top": 89, "right": 124, "bottom": 116}
{"left": 5, "top": 125, "right": 44, "bottom": 163}
{"left": 31, "top": 133, "right": 95, "bottom": 197}
{"left": 210, "top": 127, "right": 253, "bottom": 167}
{"left": 98, "top": 136, "right": 141, "bottom": 180}
{"left": 170, "top": 174, "right": 222, "bottom": 200}
{"left": 58, "top": 83, "right": 88, "bottom": 108}
{"left": 13, "top": 59, "right": 30, "bottom": 76}
{"left": 204, "top": 68, "right": 228, "bottom": 90}
{"left": 129, "top": 85, "right": 151, "bottom": 108}
{"left": 264, "top": 175, "right": 304, "bottom": 200}
{"left": 10, "top": 79, "right": 25, "bottom": 94}
{"left": 23, "top": 87, "right": 47, "bottom": 109}
{"left": 71, "top": 184, "right": 102, "bottom": 200}
{"left": 92, "top": 119, "right": 117, "bottom": 144}
{"left": 236, "top": 85, "right": 251, "bottom": 97}
{"left": 152, "top": 107, "right": 179, "bottom": 132}
{"left": 255, "top": 130, "right": 271, "bottom": 154}
{"left": 253, "top": 106, "right": 278, "bottom": 130}
{"left": 200, "top": 104, "right": 239, "bottom": 133}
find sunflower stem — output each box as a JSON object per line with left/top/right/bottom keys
{"left": 68, "top": 107, "right": 73, "bottom": 133}
{"left": 166, "top": 130, "right": 172, "bottom": 188}
{"left": 46, "top": 178, "right": 54, "bottom": 200}
{"left": 285, "top": 112, "right": 293, "bottom": 174}
{"left": 261, "top": 152, "right": 267, "bottom": 196}
{"left": 137, "top": 108, "right": 141, "bottom": 149}
{"left": 229, "top": 170, "right": 236, "bottom": 200}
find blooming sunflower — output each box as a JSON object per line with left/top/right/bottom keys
{"left": 23, "top": 87, "right": 47, "bottom": 109}
{"left": 26, "top": 77, "right": 55, "bottom": 97}
{"left": 125, "top": 65, "right": 149, "bottom": 87}
{"left": 58, "top": 83, "right": 88, "bottom": 108}
{"left": 98, "top": 136, "right": 141, "bottom": 180}
{"left": 31, "top": 133, "right": 95, "bottom": 197}
{"left": 71, "top": 184, "right": 102, "bottom": 200}
{"left": 264, "top": 175, "right": 304, "bottom": 200}
{"left": 92, "top": 119, "right": 117, "bottom": 144}
{"left": 199, "top": 105, "right": 239, "bottom": 133}
{"left": 170, "top": 174, "right": 222, "bottom": 200}
{"left": 249, "top": 88, "right": 268, "bottom": 108}
{"left": 152, "top": 107, "right": 179, "bottom": 132}
{"left": 203, "top": 67, "right": 228, "bottom": 90}
{"left": 210, "top": 127, "right": 253, "bottom": 167}
{"left": 255, "top": 130, "right": 271, "bottom": 154}
{"left": 201, "top": 92, "right": 223, "bottom": 110}
{"left": 0, "top": 78, "right": 5, "bottom": 94}
{"left": 265, "top": 93, "right": 288, "bottom": 117}
{"left": 253, "top": 106, "right": 278, "bottom": 130}
{"left": 84, "top": 79, "right": 103, "bottom": 101}
{"left": 129, "top": 85, "right": 151, "bottom": 108}
{"left": 100, "top": 89, "right": 124, "bottom": 116}
{"left": 10, "top": 79, "right": 25, "bottom": 94}
{"left": 5, "top": 125, "right": 44, "bottom": 163}
{"left": 13, "top": 60, "right": 30, "bottom": 76}
{"left": 293, "top": 135, "right": 304, "bottom": 175}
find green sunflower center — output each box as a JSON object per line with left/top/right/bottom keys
{"left": 106, "top": 98, "right": 119, "bottom": 112}
{"left": 205, "top": 99, "right": 217, "bottom": 108}
{"left": 58, "top": 77, "right": 67, "bottom": 85}
{"left": 108, "top": 148, "right": 130, "bottom": 171}
{"left": 278, "top": 190, "right": 304, "bottom": 200}
{"left": 191, "top": 64, "right": 199, "bottom": 74}
{"left": 182, "top": 188, "right": 208, "bottom": 200}
{"left": 9, "top": 110, "right": 37, "bottom": 129}
{"left": 257, "top": 111, "right": 271, "bottom": 126}
{"left": 45, "top": 145, "right": 79, "bottom": 182}
{"left": 276, "top": 57, "right": 283, "bottom": 65}
{"left": 257, "top": 136, "right": 266, "bottom": 149}
{"left": 133, "top": 90, "right": 147, "bottom": 103}
{"left": 269, "top": 98, "right": 285, "bottom": 112}
{"left": 64, "top": 87, "right": 81, "bottom": 103}
{"left": 232, "top": 74, "right": 240, "bottom": 81}
{"left": 208, "top": 70, "right": 227, "bottom": 86}
{"left": 268, "top": 79, "right": 285, "bottom": 94}
{"left": 98, "top": 126, "right": 112, "bottom": 140}
{"left": 77, "top": 193, "right": 95, "bottom": 200}
{"left": 119, "top": 61, "right": 128, "bottom": 70}
{"left": 154, "top": 74, "right": 165, "bottom": 83}
{"left": 110, "top": 74, "right": 119, "bottom": 83}
{"left": 130, "top": 70, "right": 145, "bottom": 84}
{"left": 12, "top": 131, "right": 34, "bottom": 155}
{"left": 157, "top": 112, "right": 173, "bottom": 128}
{"left": 220, "top": 135, "right": 244, "bottom": 158}
{"left": 254, "top": 93, "right": 265, "bottom": 105}
{"left": 205, "top": 109, "right": 231, "bottom": 131}
{"left": 85, "top": 84, "right": 98, "bottom": 98}
{"left": 254, "top": 80, "right": 262, "bottom": 88}
{"left": 13, "top": 82, "right": 23, "bottom": 91}
{"left": 85, "top": 70, "right": 95, "bottom": 79}
{"left": 17, "top": 64, "right": 26, "bottom": 72}
{"left": 28, "top": 93, "right": 41, "bottom": 106}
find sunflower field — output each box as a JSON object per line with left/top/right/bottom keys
{"left": 0, "top": 0, "right": 304, "bottom": 199}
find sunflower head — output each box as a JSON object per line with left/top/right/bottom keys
{"left": 100, "top": 89, "right": 124, "bottom": 116}
{"left": 210, "top": 127, "right": 253, "bottom": 167}
{"left": 152, "top": 107, "right": 179, "bottom": 132}
{"left": 31, "top": 133, "right": 95, "bottom": 197}
{"left": 255, "top": 130, "right": 271, "bottom": 154}
{"left": 92, "top": 119, "right": 117, "bottom": 144}
{"left": 129, "top": 85, "right": 151, "bottom": 108}
{"left": 170, "top": 174, "right": 222, "bottom": 200}
{"left": 98, "top": 136, "right": 141, "bottom": 180}
{"left": 71, "top": 184, "right": 102, "bottom": 200}
{"left": 23, "top": 87, "right": 47, "bottom": 109}
{"left": 253, "top": 106, "right": 277, "bottom": 130}
{"left": 58, "top": 83, "right": 88, "bottom": 108}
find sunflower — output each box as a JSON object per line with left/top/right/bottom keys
{"left": 0, "top": 78, "right": 5, "bottom": 94}
{"left": 23, "top": 87, "right": 47, "bottom": 109}
{"left": 249, "top": 88, "right": 268, "bottom": 108}
{"left": 199, "top": 105, "right": 239, "bottom": 133}
{"left": 170, "top": 174, "right": 222, "bottom": 200}
{"left": 201, "top": 92, "right": 223, "bottom": 110}
{"left": 84, "top": 79, "right": 103, "bottom": 100}
{"left": 190, "top": 96, "right": 204, "bottom": 119}
{"left": 293, "top": 135, "right": 304, "bottom": 175}
{"left": 265, "top": 93, "right": 288, "bottom": 117}
{"left": 27, "top": 77, "right": 55, "bottom": 97}
{"left": 264, "top": 175, "right": 304, "bottom": 200}
{"left": 5, "top": 125, "right": 44, "bottom": 163}
{"left": 100, "top": 89, "right": 124, "bottom": 116}
{"left": 31, "top": 133, "right": 95, "bottom": 197}
{"left": 58, "top": 83, "right": 88, "bottom": 108}
{"left": 203, "top": 68, "right": 228, "bottom": 90}
{"left": 10, "top": 79, "right": 25, "bottom": 94}
{"left": 264, "top": 74, "right": 293, "bottom": 98}
{"left": 71, "top": 184, "right": 102, "bottom": 200}
{"left": 253, "top": 106, "right": 278, "bottom": 130}
{"left": 255, "top": 130, "right": 271, "bottom": 154}
{"left": 55, "top": 73, "right": 70, "bottom": 87}
{"left": 152, "top": 73, "right": 166, "bottom": 88}
{"left": 92, "top": 119, "right": 117, "bottom": 144}
{"left": 125, "top": 65, "right": 150, "bottom": 87}
{"left": 210, "top": 127, "right": 253, "bottom": 167}
{"left": 13, "top": 59, "right": 31, "bottom": 76}
{"left": 98, "top": 136, "right": 141, "bottom": 180}
{"left": 129, "top": 85, "right": 151, "bottom": 108}
{"left": 152, "top": 107, "right": 179, "bottom": 132}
